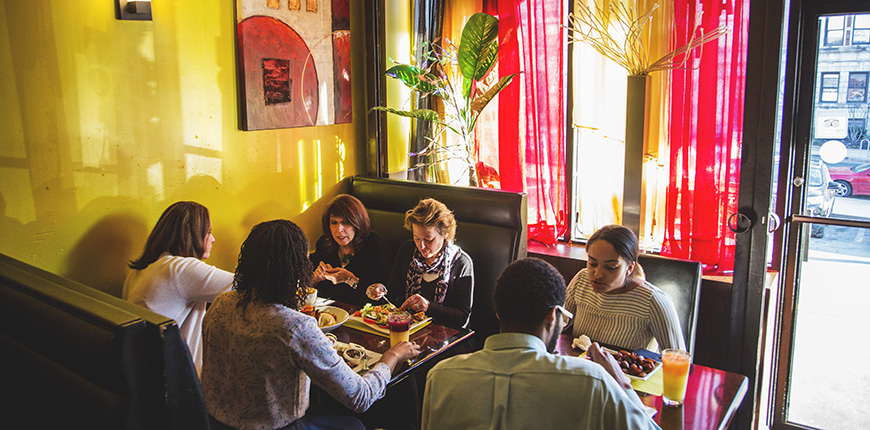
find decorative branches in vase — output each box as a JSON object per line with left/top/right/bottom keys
{"left": 566, "top": 0, "right": 729, "bottom": 234}
{"left": 371, "top": 12, "right": 518, "bottom": 187}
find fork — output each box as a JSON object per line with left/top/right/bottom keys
{"left": 368, "top": 284, "right": 396, "bottom": 308}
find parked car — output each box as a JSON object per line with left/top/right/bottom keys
{"left": 828, "top": 162, "right": 870, "bottom": 196}
{"left": 806, "top": 161, "right": 838, "bottom": 238}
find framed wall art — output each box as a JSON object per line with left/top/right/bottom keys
{"left": 235, "top": 0, "right": 352, "bottom": 130}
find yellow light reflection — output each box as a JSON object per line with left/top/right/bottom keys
{"left": 336, "top": 136, "right": 346, "bottom": 179}
{"left": 146, "top": 162, "right": 165, "bottom": 202}
{"left": 185, "top": 153, "right": 222, "bottom": 183}
{"left": 315, "top": 139, "right": 322, "bottom": 200}
{"left": 277, "top": 140, "right": 282, "bottom": 172}
{"left": 298, "top": 139, "right": 309, "bottom": 212}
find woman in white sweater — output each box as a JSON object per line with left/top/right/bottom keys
{"left": 565, "top": 224, "right": 685, "bottom": 352}
{"left": 123, "top": 201, "right": 232, "bottom": 375}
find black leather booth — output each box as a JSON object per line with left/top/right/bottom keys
{"left": 0, "top": 253, "right": 209, "bottom": 430}
{"left": 637, "top": 254, "right": 703, "bottom": 354}
{"left": 349, "top": 176, "right": 528, "bottom": 349}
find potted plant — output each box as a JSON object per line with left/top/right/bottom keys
{"left": 372, "top": 12, "right": 518, "bottom": 186}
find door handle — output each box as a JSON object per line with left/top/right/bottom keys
{"left": 767, "top": 212, "right": 781, "bottom": 233}
{"left": 727, "top": 212, "right": 752, "bottom": 234}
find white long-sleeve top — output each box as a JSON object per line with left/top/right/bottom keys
{"left": 123, "top": 253, "right": 233, "bottom": 374}
{"left": 565, "top": 268, "right": 685, "bottom": 352}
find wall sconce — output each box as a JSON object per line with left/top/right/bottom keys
{"left": 115, "top": 0, "right": 152, "bottom": 21}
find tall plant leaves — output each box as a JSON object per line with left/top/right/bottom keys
{"left": 458, "top": 13, "right": 499, "bottom": 82}
{"left": 369, "top": 107, "right": 446, "bottom": 126}
{"left": 385, "top": 64, "right": 439, "bottom": 94}
{"left": 470, "top": 73, "right": 519, "bottom": 113}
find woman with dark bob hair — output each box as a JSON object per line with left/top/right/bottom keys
{"left": 309, "top": 194, "right": 393, "bottom": 306}
{"left": 123, "top": 201, "right": 232, "bottom": 375}
{"left": 369, "top": 198, "right": 474, "bottom": 329}
{"left": 201, "top": 220, "right": 420, "bottom": 430}
{"left": 564, "top": 224, "right": 684, "bottom": 352}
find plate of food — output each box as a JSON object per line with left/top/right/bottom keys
{"left": 347, "top": 303, "right": 431, "bottom": 336}
{"left": 601, "top": 347, "right": 662, "bottom": 381}
{"left": 331, "top": 340, "right": 381, "bottom": 373}
{"left": 301, "top": 305, "right": 349, "bottom": 333}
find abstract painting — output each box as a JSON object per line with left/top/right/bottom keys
{"left": 236, "top": 0, "right": 352, "bottom": 130}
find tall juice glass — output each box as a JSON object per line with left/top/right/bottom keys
{"left": 387, "top": 311, "right": 411, "bottom": 346}
{"left": 662, "top": 348, "right": 692, "bottom": 407}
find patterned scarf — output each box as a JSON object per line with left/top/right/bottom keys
{"left": 406, "top": 242, "right": 459, "bottom": 304}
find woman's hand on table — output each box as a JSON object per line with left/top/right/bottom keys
{"left": 588, "top": 342, "right": 632, "bottom": 390}
{"left": 400, "top": 294, "right": 429, "bottom": 313}
{"left": 379, "top": 341, "right": 422, "bottom": 372}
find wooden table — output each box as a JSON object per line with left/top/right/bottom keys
{"left": 557, "top": 334, "right": 748, "bottom": 430}
{"left": 330, "top": 302, "right": 474, "bottom": 388}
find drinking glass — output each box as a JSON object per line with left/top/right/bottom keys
{"left": 387, "top": 311, "right": 411, "bottom": 347}
{"left": 662, "top": 348, "right": 692, "bottom": 407}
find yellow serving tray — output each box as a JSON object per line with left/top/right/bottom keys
{"left": 344, "top": 316, "right": 432, "bottom": 337}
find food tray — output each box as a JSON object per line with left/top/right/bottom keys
{"left": 345, "top": 315, "right": 432, "bottom": 337}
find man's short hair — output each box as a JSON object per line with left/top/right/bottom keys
{"left": 494, "top": 258, "right": 566, "bottom": 328}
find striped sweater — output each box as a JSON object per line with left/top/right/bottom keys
{"left": 565, "top": 268, "right": 685, "bottom": 352}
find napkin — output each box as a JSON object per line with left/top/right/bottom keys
{"left": 571, "top": 335, "right": 592, "bottom": 351}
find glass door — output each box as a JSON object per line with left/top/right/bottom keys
{"left": 773, "top": 3, "right": 870, "bottom": 429}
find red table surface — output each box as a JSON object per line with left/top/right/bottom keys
{"left": 329, "top": 302, "right": 474, "bottom": 388}
{"left": 556, "top": 333, "right": 748, "bottom": 430}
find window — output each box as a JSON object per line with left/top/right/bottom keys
{"left": 819, "top": 72, "right": 840, "bottom": 102}
{"left": 847, "top": 72, "right": 868, "bottom": 102}
{"left": 825, "top": 15, "right": 845, "bottom": 46}
{"left": 853, "top": 14, "right": 870, "bottom": 44}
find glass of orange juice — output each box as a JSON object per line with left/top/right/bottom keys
{"left": 387, "top": 311, "right": 411, "bottom": 347}
{"left": 662, "top": 348, "right": 692, "bottom": 407}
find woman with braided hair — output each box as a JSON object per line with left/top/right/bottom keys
{"left": 201, "top": 219, "right": 420, "bottom": 430}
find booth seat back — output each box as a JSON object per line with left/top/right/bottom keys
{"left": 0, "top": 253, "right": 209, "bottom": 430}
{"left": 637, "top": 254, "right": 702, "bottom": 354}
{"left": 350, "top": 176, "right": 527, "bottom": 348}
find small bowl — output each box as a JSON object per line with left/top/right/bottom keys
{"left": 302, "top": 288, "right": 318, "bottom": 307}
{"left": 317, "top": 306, "right": 349, "bottom": 333}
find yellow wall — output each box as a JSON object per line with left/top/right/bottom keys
{"left": 0, "top": 1, "right": 367, "bottom": 297}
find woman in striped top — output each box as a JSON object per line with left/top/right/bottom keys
{"left": 565, "top": 225, "right": 685, "bottom": 352}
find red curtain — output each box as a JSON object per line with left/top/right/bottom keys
{"left": 661, "top": 0, "right": 749, "bottom": 273}
{"left": 484, "top": 0, "right": 566, "bottom": 245}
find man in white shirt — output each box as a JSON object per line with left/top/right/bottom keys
{"left": 421, "top": 258, "right": 660, "bottom": 430}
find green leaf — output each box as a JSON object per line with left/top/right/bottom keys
{"left": 458, "top": 13, "right": 499, "bottom": 82}
{"left": 470, "top": 73, "right": 519, "bottom": 113}
{"left": 385, "top": 64, "right": 438, "bottom": 93}
{"left": 369, "top": 107, "right": 445, "bottom": 125}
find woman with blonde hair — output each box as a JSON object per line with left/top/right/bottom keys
{"left": 369, "top": 198, "right": 474, "bottom": 329}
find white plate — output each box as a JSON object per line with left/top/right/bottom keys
{"left": 317, "top": 306, "right": 349, "bottom": 333}
{"left": 332, "top": 341, "right": 381, "bottom": 373}
{"left": 601, "top": 347, "right": 662, "bottom": 381}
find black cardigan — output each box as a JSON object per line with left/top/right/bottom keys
{"left": 385, "top": 240, "right": 474, "bottom": 329}
{"left": 309, "top": 230, "right": 394, "bottom": 307}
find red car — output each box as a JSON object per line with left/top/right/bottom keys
{"left": 828, "top": 162, "right": 870, "bottom": 196}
